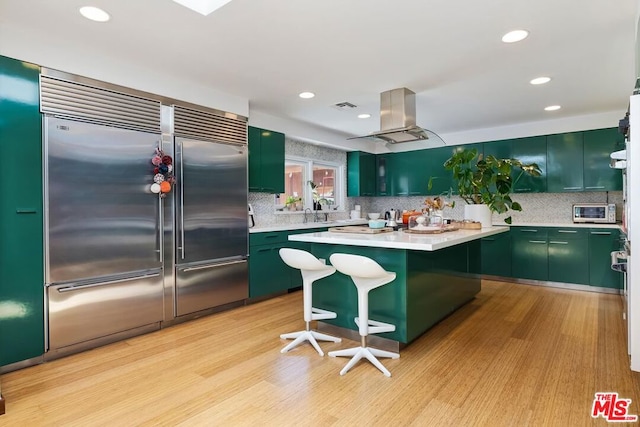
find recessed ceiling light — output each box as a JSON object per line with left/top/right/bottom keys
{"left": 530, "top": 77, "right": 551, "bottom": 85}
{"left": 172, "top": 0, "right": 233, "bottom": 16}
{"left": 79, "top": 6, "right": 110, "bottom": 22}
{"left": 502, "top": 30, "right": 529, "bottom": 43}
{"left": 358, "top": 114, "right": 371, "bottom": 119}
{"left": 544, "top": 105, "right": 561, "bottom": 111}
{"left": 299, "top": 92, "right": 315, "bottom": 99}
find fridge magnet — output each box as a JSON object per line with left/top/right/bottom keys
{"left": 150, "top": 148, "right": 175, "bottom": 197}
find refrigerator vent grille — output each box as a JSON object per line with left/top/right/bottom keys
{"left": 173, "top": 105, "right": 247, "bottom": 144}
{"left": 40, "top": 76, "right": 161, "bottom": 133}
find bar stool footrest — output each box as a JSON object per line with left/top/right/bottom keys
{"left": 355, "top": 317, "right": 395, "bottom": 335}
{"left": 311, "top": 306, "right": 338, "bottom": 321}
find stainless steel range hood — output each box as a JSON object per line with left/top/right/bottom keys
{"left": 349, "top": 88, "right": 429, "bottom": 144}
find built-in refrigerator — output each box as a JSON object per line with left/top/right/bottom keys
{"left": 41, "top": 71, "right": 249, "bottom": 357}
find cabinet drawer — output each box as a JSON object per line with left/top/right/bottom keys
{"left": 250, "top": 231, "right": 288, "bottom": 246}
{"left": 547, "top": 228, "right": 588, "bottom": 240}
{"left": 511, "top": 227, "right": 548, "bottom": 239}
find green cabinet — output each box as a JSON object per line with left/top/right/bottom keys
{"left": 249, "top": 228, "right": 327, "bottom": 298}
{"left": 583, "top": 128, "right": 624, "bottom": 191}
{"left": 546, "top": 128, "right": 622, "bottom": 193}
{"left": 425, "top": 146, "right": 455, "bottom": 196}
{"left": 248, "top": 126, "right": 285, "bottom": 193}
{"left": 482, "top": 136, "right": 547, "bottom": 193}
{"left": 511, "top": 227, "right": 548, "bottom": 281}
{"left": 547, "top": 228, "right": 589, "bottom": 285}
{"left": 390, "top": 151, "right": 411, "bottom": 196}
{"left": 547, "top": 132, "right": 584, "bottom": 192}
{"left": 347, "top": 151, "right": 375, "bottom": 196}
{"left": 588, "top": 228, "right": 623, "bottom": 289}
{"left": 376, "top": 154, "right": 392, "bottom": 196}
{"left": 481, "top": 231, "right": 511, "bottom": 277}
{"left": 0, "top": 56, "right": 44, "bottom": 366}
{"left": 511, "top": 136, "right": 547, "bottom": 193}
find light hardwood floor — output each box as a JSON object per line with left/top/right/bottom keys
{"left": 2, "top": 280, "right": 640, "bottom": 426}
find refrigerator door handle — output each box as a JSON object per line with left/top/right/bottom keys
{"left": 179, "top": 140, "right": 185, "bottom": 260}
{"left": 182, "top": 259, "right": 247, "bottom": 273}
{"left": 157, "top": 194, "right": 163, "bottom": 262}
{"left": 56, "top": 272, "right": 162, "bottom": 293}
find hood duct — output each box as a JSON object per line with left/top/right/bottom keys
{"left": 349, "top": 87, "right": 430, "bottom": 144}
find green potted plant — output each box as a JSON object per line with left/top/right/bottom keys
{"left": 442, "top": 147, "right": 542, "bottom": 226}
{"left": 285, "top": 195, "right": 301, "bottom": 211}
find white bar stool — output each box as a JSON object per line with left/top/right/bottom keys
{"left": 278, "top": 248, "right": 342, "bottom": 356}
{"left": 328, "top": 253, "right": 400, "bottom": 377}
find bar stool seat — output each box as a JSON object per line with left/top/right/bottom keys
{"left": 328, "top": 253, "right": 399, "bottom": 377}
{"left": 278, "top": 248, "right": 341, "bottom": 356}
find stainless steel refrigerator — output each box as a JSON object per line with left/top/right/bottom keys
{"left": 41, "top": 73, "right": 249, "bottom": 356}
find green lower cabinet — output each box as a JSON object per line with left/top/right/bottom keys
{"left": 547, "top": 228, "right": 589, "bottom": 285}
{"left": 511, "top": 228, "right": 548, "bottom": 281}
{"left": 0, "top": 56, "right": 44, "bottom": 367}
{"left": 481, "top": 232, "right": 511, "bottom": 277}
{"left": 249, "top": 228, "right": 327, "bottom": 297}
{"left": 588, "top": 229, "right": 623, "bottom": 289}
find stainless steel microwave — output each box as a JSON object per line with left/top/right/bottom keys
{"left": 572, "top": 203, "right": 616, "bottom": 223}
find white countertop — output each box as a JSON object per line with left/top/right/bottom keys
{"left": 249, "top": 219, "right": 368, "bottom": 233}
{"left": 504, "top": 222, "right": 621, "bottom": 229}
{"left": 288, "top": 226, "right": 510, "bottom": 251}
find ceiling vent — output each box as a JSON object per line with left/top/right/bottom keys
{"left": 332, "top": 101, "right": 358, "bottom": 111}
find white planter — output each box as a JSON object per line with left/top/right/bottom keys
{"left": 464, "top": 204, "right": 492, "bottom": 228}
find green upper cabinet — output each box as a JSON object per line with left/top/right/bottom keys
{"left": 483, "top": 137, "right": 547, "bottom": 193}
{"left": 426, "top": 145, "right": 455, "bottom": 196}
{"left": 0, "top": 56, "right": 44, "bottom": 366}
{"left": 391, "top": 151, "right": 411, "bottom": 196}
{"left": 583, "top": 128, "right": 623, "bottom": 191}
{"left": 547, "top": 132, "right": 584, "bottom": 192}
{"left": 376, "top": 154, "right": 392, "bottom": 196}
{"left": 248, "top": 126, "right": 285, "bottom": 193}
{"left": 347, "top": 151, "right": 376, "bottom": 196}
{"left": 511, "top": 136, "right": 547, "bottom": 193}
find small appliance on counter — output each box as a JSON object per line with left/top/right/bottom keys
{"left": 572, "top": 203, "right": 616, "bottom": 223}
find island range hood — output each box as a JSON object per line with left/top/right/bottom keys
{"left": 349, "top": 87, "right": 429, "bottom": 144}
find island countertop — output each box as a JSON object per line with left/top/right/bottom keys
{"left": 288, "top": 226, "right": 509, "bottom": 251}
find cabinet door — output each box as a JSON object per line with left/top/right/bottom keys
{"left": 547, "top": 132, "right": 584, "bottom": 192}
{"left": 589, "top": 229, "right": 623, "bottom": 289}
{"left": 408, "top": 149, "right": 430, "bottom": 196}
{"left": 248, "top": 126, "right": 262, "bottom": 192}
{"left": 391, "top": 151, "right": 410, "bottom": 196}
{"left": 249, "top": 243, "right": 290, "bottom": 298}
{"left": 376, "top": 155, "right": 391, "bottom": 196}
{"left": 260, "top": 129, "right": 285, "bottom": 193}
{"left": 0, "top": 56, "right": 44, "bottom": 366}
{"left": 426, "top": 145, "right": 455, "bottom": 195}
{"left": 481, "top": 232, "right": 511, "bottom": 277}
{"left": 347, "top": 151, "right": 375, "bottom": 196}
{"left": 482, "top": 139, "right": 512, "bottom": 160}
{"left": 247, "top": 127, "right": 284, "bottom": 194}
{"left": 583, "top": 128, "right": 623, "bottom": 191}
{"left": 511, "top": 136, "right": 547, "bottom": 193}
{"left": 547, "top": 228, "right": 589, "bottom": 285}
{"left": 511, "top": 228, "right": 548, "bottom": 281}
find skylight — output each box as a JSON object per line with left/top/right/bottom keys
{"left": 172, "top": 0, "right": 233, "bottom": 16}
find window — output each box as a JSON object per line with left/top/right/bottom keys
{"left": 278, "top": 157, "right": 343, "bottom": 212}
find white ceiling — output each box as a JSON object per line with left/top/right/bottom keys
{"left": 1, "top": 0, "right": 638, "bottom": 149}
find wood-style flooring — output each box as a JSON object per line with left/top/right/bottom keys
{"left": 2, "top": 279, "right": 640, "bottom": 426}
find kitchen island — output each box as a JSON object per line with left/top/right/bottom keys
{"left": 289, "top": 226, "right": 509, "bottom": 345}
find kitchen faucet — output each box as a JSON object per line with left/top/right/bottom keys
{"left": 304, "top": 208, "right": 312, "bottom": 223}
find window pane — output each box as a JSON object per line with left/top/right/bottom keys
{"left": 279, "top": 162, "right": 304, "bottom": 210}
{"left": 312, "top": 165, "right": 336, "bottom": 207}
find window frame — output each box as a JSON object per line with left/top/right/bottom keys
{"left": 281, "top": 155, "right": 344, "bottom": 212}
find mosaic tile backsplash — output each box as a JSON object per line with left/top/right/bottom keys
{"left": 249, "top": 137, "right": 624, "bottom": 228}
